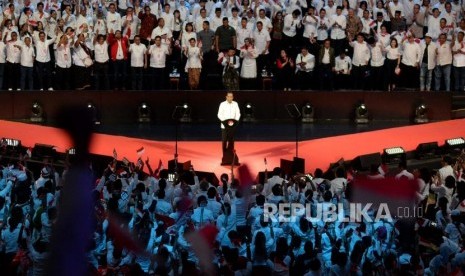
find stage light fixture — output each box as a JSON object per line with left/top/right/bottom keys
{"left": 30, "top": 102, "right": 44, "bottom": 123}
{"left": 355, "top": 103, "right": 369, "bottom": 124}
{"left": 444, "top": 137, "right": 465, "bottom": 155}
{"left": 1, "top": 138, "right": 21, "bottom": 147}
{"left": 301, "top": 102, "right": 314, "bottom": 123}
{"left": 243, "top": 102, "right": 255, "bottom": 122}
{"left": 87, "top": 102, "right": 100, "bottom": 125}
{"left": 68, "top": 148, "right": 76, "bottom": 155}
{"left": 414, "top": 104, "right": 428, "bottom": 124}
{"left": 415, "top": 142, "right": 439, "bottom": 160}
{"left": 382, "top": 146, "right": 406, "bottom": 164}
{"left": 138, "top": 102, "right": 151, "bottom": 123}
{"left": 33, "top": 143, "right": 57, "bottom": 160}
{"left": 168, "top": 173, "right": 176, "bottom": 182}
{"left": 179, "top": 103, "right": 192, "bottom": 123}
{"left": 446, "top": 137, "right": 465, "bottom": 147}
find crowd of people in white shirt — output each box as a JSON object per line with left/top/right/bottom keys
{"left": 1, "top": 144, "right": 465, "bottom": 275}
{"left": 1, "top": 0, "right": 465, "bottom": 91}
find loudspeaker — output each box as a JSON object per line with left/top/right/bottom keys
{"left": 280, "top": 159, "right": 294, "bottom": 176}
{"left": 280, "top": 157, "right": 306, "bottom": 176}
{"left": 351, "top": 153, "right": 382, "bottom": 171}
{"left": 32, "top": 144, "right": 57, "bottom": 160}
{"left": 256, "top": 171, "right": 266, "bottom": 184}
{"left": 196, "top": 171, "right": 220, "bottom": 186}
{"left": 168, "top": 159, "right": 192, "bottom": 173}
{"left": 415, "top": 142, "right": 439, "bottom": 159}
{"left": 293, "top": 157, "right": 305, "bottom": 174}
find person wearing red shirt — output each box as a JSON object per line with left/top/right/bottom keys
{"left": 138, "top": 6, "right": 158, "bottom": 46}
{"left": 107, "top": 28, "right": 131, "bottom": 90}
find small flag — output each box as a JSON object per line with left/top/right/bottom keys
{"left": 122, "top": 157, "right": 130, "bottom": 166}
{"left": 28, "top": 20, "right": 38, "bottom": 27}
{"left": 136, "top": 147, "right": 145, "bottom": 156}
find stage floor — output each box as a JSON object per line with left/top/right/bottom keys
{"left": 0, "top": 119, "right": 464, "bottom": 178}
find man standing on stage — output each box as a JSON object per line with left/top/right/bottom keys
{"left": 217, "top": 92, "right": 241, "bottom": 164}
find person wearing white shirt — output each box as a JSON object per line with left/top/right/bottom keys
{"left": 217, "top": 92, "right": 241, "bottom": 158}
{"left": 194, "top": 8, "right": 209, "bottom": 32}
{"left": 62, "top": 4, "right": 76, "bottom": 30}
{"left": 0, "top": 32, "right": 5, "bottom": 90}
{"left": 335, "top": 50, "right": 352, "bottom": 89}
{"left": 181, "top": 23, "right": 197, "bottom": 50}
{"left": 33, "top": 2, "right": 49, "bottom": 27}
{"left": 442, "top": 3, "right": 457, "bottom": 28}
{"left": 395, "top": 162, "right": 414, "bottom": 180}
{"left": 210, "top": 8, "right": 224, "bottom": 32}
{"left": 253, "top": 21, "right": 271, "bottom": 75}
{"left": 129, "top": 35, "right": 147, "bottom": 90}
{"left": 34, "top": 31, "right": 54, "bottom": 90}
{"left": 316, "top": 9, "right": 330, "bottom": 43}
{"left": 360, "top": 10, "right": 374, "bottom": 36}
{"left": 439, "top": 156, "right": 455, "bottom": 186}
{"left": 178, "top": 0, "right": 190, "bottom": 22}
{"left": 191, "top": 196, "right": 215, "bottom": 229}
{"left": 324, "top": 0, "right": 337, "bottom": 18}
{"left": 151, "top": 18, "right": 173, "bottom": 47}
{"left": 228, "top": 7, "right": 241, "bottom": 31}
{"left": 236, "top": 18, "right": 251, "bottom": 50}
{"left": 302, "top": 7, "right": 318, "bottom": 43}
{"left": 147, "top": 36, "right": 170, "bottom": 90}
{"left": 118, "top": 0, "right": 129, "bottom": 14}
{"left": 161, "top": 4, "right": 175, "bottom": 31}
{"left": 369, "top": 38, "right": 385, "bottom": 90}
{"left": 435, "top": 33, "right": 453, "bottom": 91}
{"left": 388, "top": 0, "right": 404, "bottom": 18}
{"left": 19, "top": 36, "right": 34, "bottom": 90}
{"left": 105, "top": 3, "right": 122, "bottom": 32}
{"left": 349, "top": 33, "right": 370, "bottom": 90}
{"left": 452, "top": 31, "right": 465, "bottom": 91}
{"left": 428, "top": 9, "right": 442, "bottom": 41}
{"left": 72, "top": 33, "right": 92, "bottom": 90}
{"left": 5, "top": 31, "right": 21, "bottom": 90}
{"left": 295, "top": 46, "right": 315, "bottom": 90}
{"left": 330, "top": 7, "right": 347, "bottom": 55}
{"left": 221, "top": 49, "right": 240, "bottom": 90}
{"left": 283, "top": 9, "right": 302, "bottom": 50}
{"left": 122, "top": 7, "right": 140, "bottom": 41}
{"left": 76, "top": 8, "right": 93, "bottom": 32}
{"left": 419, "top": 33, "right": 437, "bottom": 91}
{"left": 55, "top": 34, "right": 72, "bottom": 90}
{"left": 239, "top": 38, "right": 258, "bottom": 89}
{"left": 256, "top": 9, "right": 273, "bottom": 32}
{"left": 184, "top": 38, "right": 203, "bottom": 89}
{"left": 206, "top": 187, "right": 222, "bottom": 218}
{"left": 400, "top": 35, "right": 421, "bottom": 88}
{"left": 93, "top": 34, "right": 110, "bottom": 90}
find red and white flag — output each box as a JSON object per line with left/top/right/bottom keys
{"left": 28, "top": 20, "right": 38, "bottom": 27}
{"left": 136, "top": 147, "right": 145, "bottom": 156}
